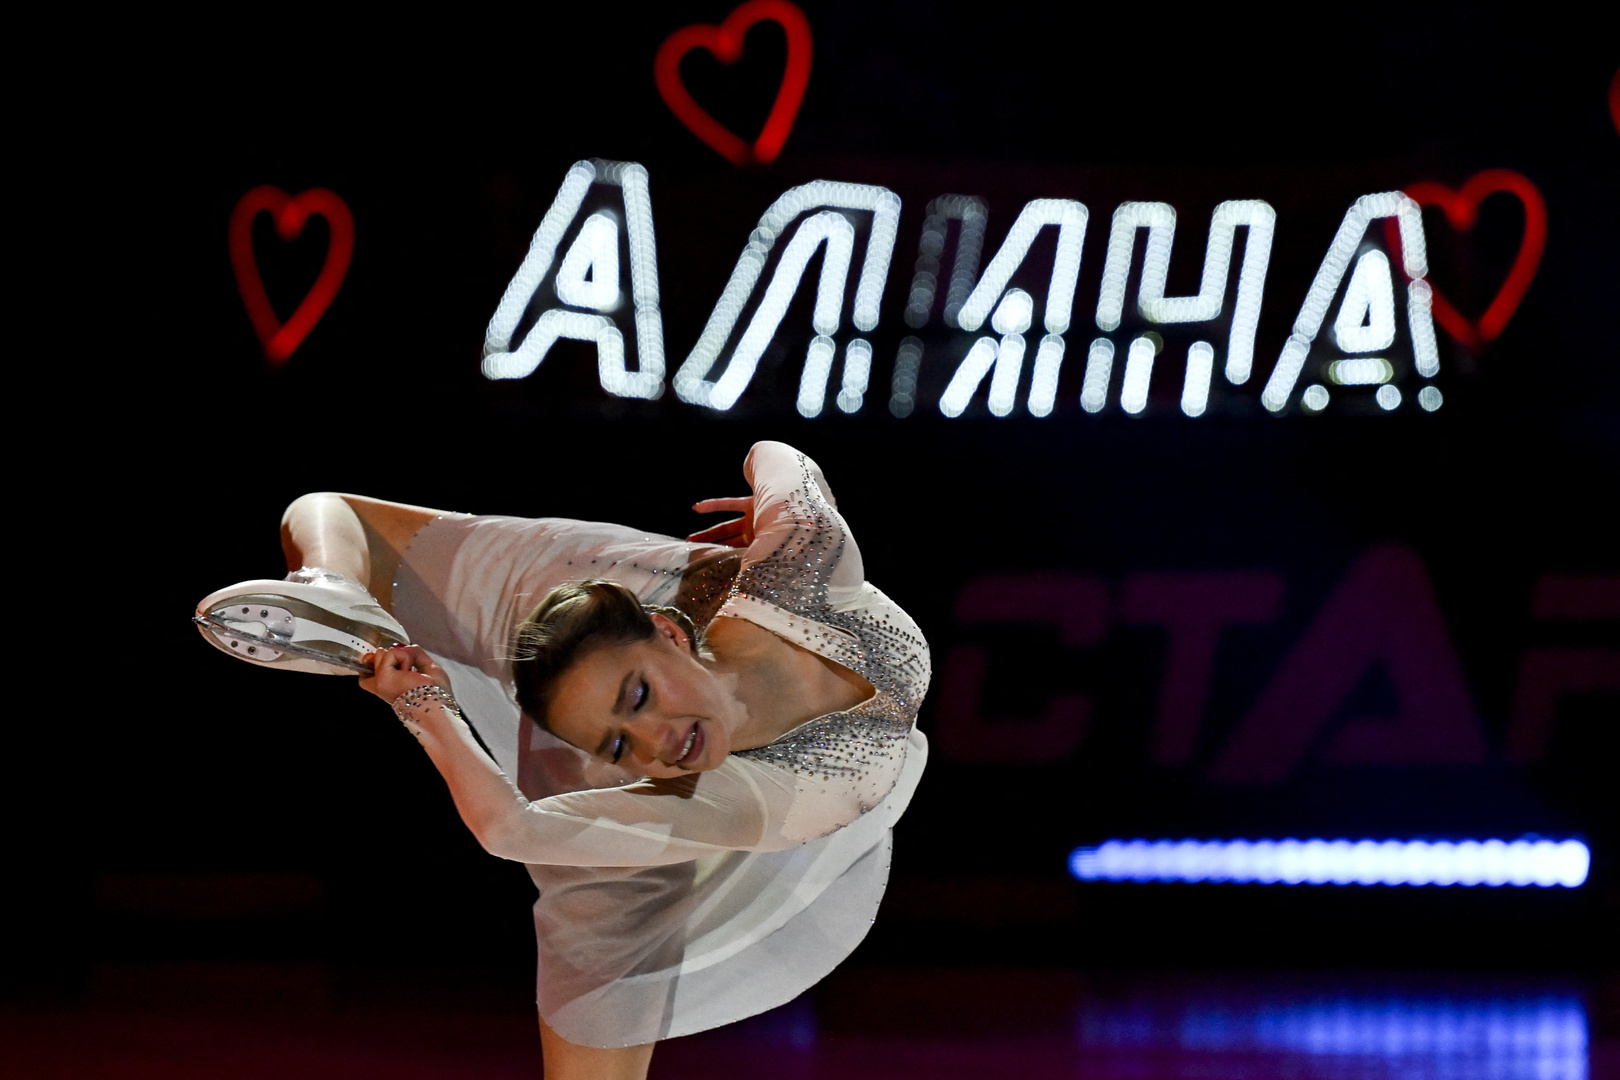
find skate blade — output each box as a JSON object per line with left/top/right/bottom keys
{"left": 192, "top": 613, "right": 376, "bottom": 674}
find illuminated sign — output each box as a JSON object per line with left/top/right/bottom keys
{"left": 483, "top": 159, "right": 1544, "bottom": 418}
{"left": 229, "top": 186, "right": 354, "bottom": 366}
{"left": 654, "top": 0, "right": 812, "bottom": 166}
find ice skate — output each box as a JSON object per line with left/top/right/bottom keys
{"left": 194, "top": 567, "right": 409, "bottom": 675}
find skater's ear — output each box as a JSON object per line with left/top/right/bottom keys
{"left": 648, "top": 610, "right": 690, "bottom": 651}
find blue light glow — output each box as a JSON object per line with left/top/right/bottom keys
{"left": 1074, "top": 984, "right": 1587, "bottom": 1080}
{"left": 1069, "top": 837, "right": 1588, "bottom": 887}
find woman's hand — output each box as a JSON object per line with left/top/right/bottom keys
{"left": 360, "top": 644, "right": 450, "bottom": 704}
{"left": 687, "top": 496, "right": 755, "bottom": 548}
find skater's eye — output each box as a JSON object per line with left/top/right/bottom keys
{"left": 610, "top": 735, "right": 625, "bottom": 763}
{"left": 629, "top": 679, "right": 648, "bottom": 712}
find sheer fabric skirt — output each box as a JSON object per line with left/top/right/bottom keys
{"left": 390, "top": 513, "right": 926, "bottom": 1047}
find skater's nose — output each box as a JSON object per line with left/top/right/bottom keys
{"left": 620, "top": 715, "right": 682, "bottom": 768}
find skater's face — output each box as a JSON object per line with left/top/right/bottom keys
{"left": 546, "top": 613, "right": 740, "bottom": 777}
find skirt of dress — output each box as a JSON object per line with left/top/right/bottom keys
{"left": 389, "top": 512, "right": 928, "bottom": 1047}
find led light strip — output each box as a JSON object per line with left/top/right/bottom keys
{"left": 716, "top": 210, "right": 856, "bottom": 412}
{"left": 1078, "top": 995, "right": 1588, "bottom": 1064}
{"left": 1069, "top": 838, "right": 1589, "bottom": 888}
{"left": 1080, "top": 338, "right": 1114, "bottom": 414}
{"left": 938, "top": 196, "right": 1089, "bottom": 416}
{"left": 1332, "top": 248, "right": 1398, "bottom": 354}
{"left": 1262, "top": 192, "right": 1435, "bottom": 413}
{"left": 554, "top": 211, "right": 621, "bottom": 312}
{"left": 674, "top": 181, "right": 901, "bottom": 409}
{"left": 482, "top": 160, "right": 665, "bottom": 399}
{"left": 904, "top": 195, "right": 989, "bottom": 329}
{"left": 483, "top": 162, "right": 594, "bottom": 358}
{"left": 1119, "top": 336, "right": 1156, "bottom": 415}
{"left": 1094, "top": 200, "right": 1276, "bottom": 387}
{"left": 1181, "top": 340, "right": 1215, "bottom": 417}
{"left": 889, "top": 336, "right": 924, "bottom": 417}
{"left": 956, "top": 199, "right": 1089, "bottom": 335}
{"left": 1027, "top": 335, "right": 1066, "bottom": 418}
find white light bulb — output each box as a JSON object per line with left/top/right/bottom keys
{"left": 938, "top": 337, "right": 998, "bottom": 418}
{"left": 889, "top": 336, "right": 923, "bottom": 418}
{"left": 1327, "top": 357, "right": 1394, "bottom": 385}
{"left": 1332, "top": 249, "right": 1397, "bottom": 354}
{"left": 1120, "top": 336, "right": 1156, "bottom": 414}
{"left": 1181, "top": 341, "right": 1214, "bottom": 417}
{"left": 1027, "top": 335, "right": 1065, "bottom": 418}
{"left": 836, "top": 337, "right": 872, "bottom": 414}
{"left": 554, "top": 211, "right": 622, "bottom": 312}
{"left": 1080, "top": 338, "right": 1114, "bottom": 413}
{"left": 957, "top": 199, "right": 1089, "bottom": 335}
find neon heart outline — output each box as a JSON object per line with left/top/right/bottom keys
{"left": 1609, "top": 67, "right": 1618, "bottom": 136}
{"left": 1385, "top": 169, "right": 1546, "bottom": 348}
{"left": 654, "top": 0, "right": 812, "bottom": 166}
{"left": 229, "top": 186, "right": 355, "bottom": 366}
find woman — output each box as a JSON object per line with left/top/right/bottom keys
{"left": 194, "top": 442, "right": 930, "bottom": 1079}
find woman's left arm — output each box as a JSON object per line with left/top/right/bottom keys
{"left": 361, "top": 647, "right": 803, "bottom": 866}
{"left": 716, "top": 442, "right": 865, "bottom": 599}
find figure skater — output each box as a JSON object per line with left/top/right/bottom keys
{"left": 194, "top": 441, "right": 930, "bottom": 1080}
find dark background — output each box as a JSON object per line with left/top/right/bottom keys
{"left": 16, "top": 0, "right": 1617, "bottom": 1022}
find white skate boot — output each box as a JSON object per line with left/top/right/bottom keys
{"left": 194, "top": 568, "right": 409, "bottom": 675}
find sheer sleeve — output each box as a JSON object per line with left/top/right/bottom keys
{"left": 735, "top": 441, "right": 865, "bottom": 605}
{"left": 397, "top": 693, "right": 823, "bottom": 868}
{"left": 396, "top": 441, "right": 922, "bottom": 869}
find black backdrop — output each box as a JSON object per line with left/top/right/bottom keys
{"left": 19, "top": 3, "right": 1618, "bottom": 997}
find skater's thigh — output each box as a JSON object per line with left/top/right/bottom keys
{"left": 337, "top": 494, "right": 449, "bottom": 553}
{"left": 282, "top": 492, "right": 451, "bottom": 608}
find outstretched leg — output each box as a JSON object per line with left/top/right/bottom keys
{"left": 279, "top": 492, "right": 448, "bottom": 612}
{"left": 195, "top": 493, "right": 453, "bottom": 674}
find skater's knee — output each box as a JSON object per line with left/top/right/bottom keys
{"left": 281, "top": 492, "right": 357, "bottom": 527}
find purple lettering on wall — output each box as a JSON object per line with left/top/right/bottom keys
{"left": 1507, "top": 574, "right": 1620, "bottom": 762}
{"left": 935, "top": 574, "right": 1107, "bottom": 764}
{"left": 1121, "top": 571, "right": 1285, "bottom": 766}
{"left": 1207, "top": 545, "right": 1485, "bottom": 783}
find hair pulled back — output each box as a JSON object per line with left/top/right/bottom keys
{"left": 511, "top": 579, "right": 700, "bottom": 730}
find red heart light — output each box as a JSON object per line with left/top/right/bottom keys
{"left": 654, "top": 0, "right": 812, "bottom": 166}
{"left": 228, "top": 186, "right": 355, "bottom": 366}
{"left": 1386, "top": 170, "right": 1546, "bottom": 349}
{"left": 1609, "top": 67, "right": 1619, "bottom": 136}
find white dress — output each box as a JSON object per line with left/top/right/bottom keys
{"left": 389, "top": 442, "right": 931, "bottom": 1047}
